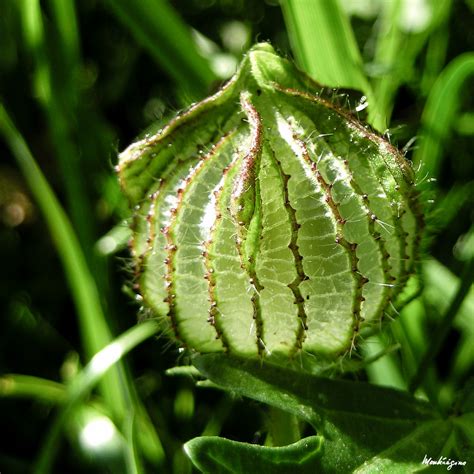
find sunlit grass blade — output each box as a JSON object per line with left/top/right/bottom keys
{"left": 280, "top": 0, "right": 384, "bottom": 129}
{"left": 409, "top": 256, "right": 474, "bottom": 393}
{"left": 105, "top": 0, "right": 216, "bottom": 99}
{"left": 280, "top": 0, "right": 366, "bottom": 89}
{"left": 0, "top": 103, "right": 116, "bottom": 377}
{"left": 370, "top": 0, "right": 453, "bottom": 128}
{"left": 414, "top": 53, "right": 474, "bottom": 178}
{"left": 19, "top": 0, "right": 94, "bottom": 249}
{"left": 430, "top": 182, "right": 473, "bottom": 231}
{"left": 0, "top": 104, "right": 127, "bottom": 412}
{"left": 46, "top": 0, "right": 80, "bottom": 102}
{"left": 124, "top": 412, "right": 144, "bottom": 474}
{"left": 0, "top": 104, "right": 165, "bottom": 468}
{"left": 392, "top": 300, "right": 441, "bottom": 408}
{"left": 362, "top": 334, "right": 407, "bottom": 390}
{"left": 0, "top": 375, "right": 67, "bottom": 404}
{"left": 95, "top": 220, "right": 132, "bottom": 256}
{"left": 34, "top": 319, "right": 161, "bottom": 474}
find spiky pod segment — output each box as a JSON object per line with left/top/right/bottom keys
{"left": 117, "top": 43, "right": 423, "bottom": 369}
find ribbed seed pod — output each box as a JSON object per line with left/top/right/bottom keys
{"left": 117, "top": 43, "right": 423, "bottom": 366}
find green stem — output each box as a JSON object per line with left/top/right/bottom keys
{"left": 266, "top": 407, "right": 301, "bottom": 447}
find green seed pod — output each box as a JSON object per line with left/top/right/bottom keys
{"left": 117, "top": 43, "right": 423, "bottom": 366}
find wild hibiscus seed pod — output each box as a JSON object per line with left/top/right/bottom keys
{"left": 117, "top": 43, "right": 423, "bottom": 366}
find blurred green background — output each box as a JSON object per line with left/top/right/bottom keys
{"left": 0, "top": 0, "right": 473, "bottom": 472}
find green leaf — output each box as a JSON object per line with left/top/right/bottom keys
{"left": 454, "top": 413, "right": 474, "bottom": 468}
{"left": 19, "top": 0, "right": 94, "bottom": 250}
{"left": 184, "top": 435, "right": 323, "bottom": 474}
{"left": 192, "top": 354, "right": 440, "bottom": 472}
{"left": 353, "top": 420, "right": 451, "bottom": 473}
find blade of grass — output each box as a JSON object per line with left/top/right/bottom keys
{"left": 33, "top": 319, "right": 161, "bottom": 474}
{"left": 420, "top": 23, "right": 449, "bottom": 94}
{"left": 392, "top": 301, "right": 441, "bottom": 408}
{"left": 0, "top": 375, "right": 67, "bottom": 404}
{"left": 95, "top": 220, "right": 132, "bottom": 256}
{"left": 124, "top": 412, "right": 145, "bottom": 474}
{"left": 362, "top": 334, "right": 407, "bottom": 390}
{"left": 409, "top": 256, "right": 474, "bottom": 393}
{"left": 422, "top": 258, "right": 474, "bottom": 387}
{"left": 0, "top": 103, "right": 118, "bottom": 390}
{"left": 413, "top": 53, "right": 474, "bottom": 178}
{"left": 370, "top": 0, "right": 453, "bottom": 128}
{"left": 19, "top": 0, "right": 94, "bottom": 251}
{"left": 105, "top": 0, "right": 216, "bottom": 100}
{"left": 430, "top": 182, "right": 473, "bottom": 231}
{"left": 281, "top": 0, "right": 367, "bottom": 89}
{"left": 16, "top": 3, "right": 166, "bottom": 463}
{"left": 280, "top": 0, "right": 384, "bottom": 130}
{"left": 0, "top": 104, "right": 165, "bottom": 467}
{"left": 46, "top": 0, "right": 80, "bottom": 75}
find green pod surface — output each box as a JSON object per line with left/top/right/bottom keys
{"left": 117, "top": 43, "right": 423, "bottom": 366}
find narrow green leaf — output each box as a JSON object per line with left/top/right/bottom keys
{"left": 0, "top": 375, "right": 67, "bottom": 404}
{"left": 414, "top": 53, "right": 474, "bottom": 178}
{"left": 431, "top": 183, "right": 473, "bottom": 232}
{"left": 0, "top": 103, "right": 119, "bottom": 398}
{"left": 184, "top": 435, "right": 323, "bottom": 474}
{"left": 34, "top": 319, "right": 161, "bottom": 474}
{"left": 46, "top": 0, "right": 81, "bottom": 101}
{"left": 370, "top": 0, "right": 453, "bottom": 127}
{"left": 105, "top": 0, "right": 216, "bottom": 99}
{"left": 410, "top": 256, "right": 474, "bottom": 392}
{"left": 124, "top": 412, "right": 145, "bottom": 474}
{"left": 0, "top": 105, "right": 165, "bottom": 469}
{"left": 280, "top": 0, "right": 383, "bottom": 129}
{"left": 362, "top": 334, "right": 407, "bottom": 390}
{"left": 280, "top": 0, "right": 367, "bottom": 90}
{"left": 95, "top": 221, "right": 132, "bottom": 256}
{"left": 19, "top": 0, "right": 94, "bottom": 249}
